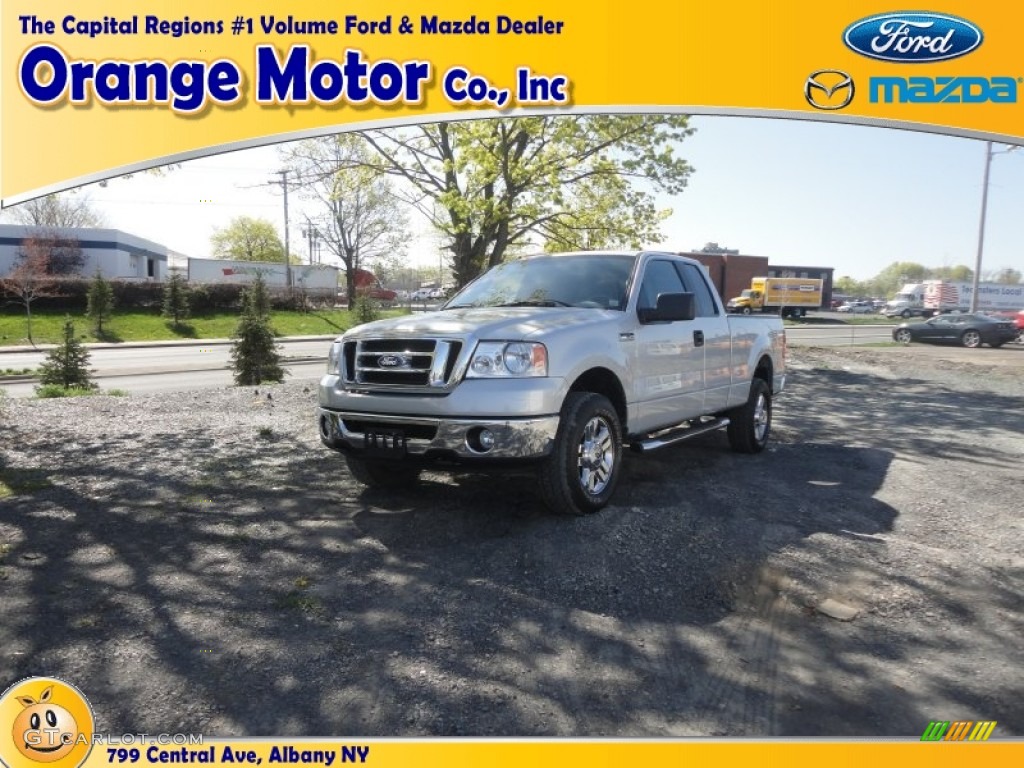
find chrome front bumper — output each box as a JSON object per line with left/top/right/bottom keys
{"left": 318, "top": 409, "right": 560, "bottom": 460}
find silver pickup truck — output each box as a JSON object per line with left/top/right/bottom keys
{"left": 318, "top": 251, "right": 786, "bottom": 516}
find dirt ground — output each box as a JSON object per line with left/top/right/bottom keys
{"left": 0, "top": 343, "right": 1021, "bottom": 737}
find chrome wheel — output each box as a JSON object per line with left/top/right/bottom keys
{"left": 577, "top": 416, "right": 615, "bottom": 496}
{"left": 753, "top": 392, "right": 769, "bottom": 443}
{"left": 895, "top": 329, "right": 912, "bottom": 344}
{"left": 961, "top": 330, "right": 982, "bottom": 348}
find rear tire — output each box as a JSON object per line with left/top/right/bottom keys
{"left": 345, "top": 455, "right": 421, "bottom": 488}
{"left": 961, "top": 330, "right": 982, "bottom": 348}
{"left": 727, "top": 378, "right": 772, "bottom": 454}
{"left": 538, "top": 392, "right": 622, "bottom": 516}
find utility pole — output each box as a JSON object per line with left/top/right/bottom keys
{"left": 970, "top": 142, "right": 992, "bottom": 314}
{"left": 971, "top": 141, "right": 1019, "bottom": 313}
{"left": 276, "top": 169, "right": 292, "bottom": 290}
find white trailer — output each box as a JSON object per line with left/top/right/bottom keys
{"left": 186, "top": 258, "right": 338, "bottom": 294}
{"left": 923, "top": 280, "right": 1024, "bottom": 313}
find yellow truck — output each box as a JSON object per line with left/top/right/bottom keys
{"left": 726, "top": 277, "right": 824, "bottom": 318}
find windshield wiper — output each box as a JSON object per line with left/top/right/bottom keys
{"left": 495, "top": 300, "right": 573, "bottom": 307}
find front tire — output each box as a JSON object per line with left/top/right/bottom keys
{"left": 894, "top": 328, "right": 913, "bottom": 345}
{"left": 741, "top": 306, "right": 752, "bottom": 315}
{"left": 961, "top": 330, "right": 982, "bottom": 348}
{"left": 539, "top": 392, "right": 622, "bottom": 516}
{"left": 901, "top": 309, "right": 912, "bottom": 319}
{"left": 727, "top": 378, "right": 772, "bottom": 454}
{"left": 345, "top": 455, "right": 421, "bottom": 488}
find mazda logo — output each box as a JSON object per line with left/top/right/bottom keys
{"left": 805, "top": 70, "right": 855, "bottom": 110}
{"left": 378, "top": 354, "right": 409, "bottom": 368}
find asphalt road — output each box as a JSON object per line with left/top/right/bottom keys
{"left": 0, "top": 338, "right": 332, "bottom": 374}
{"left": 3, "top": 320, "right": 1021, "bottom": 398}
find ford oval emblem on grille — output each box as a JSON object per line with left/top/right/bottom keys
{"left": 378, "top": 354, "right": 408, "bottom": 368}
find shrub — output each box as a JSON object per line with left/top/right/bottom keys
{"left": 162, "top": 272, "right": 192, "bottom": 327}
{"left": 230, "top": 275, "right": 285, "bottom": 386}
{"left": 353, "top": 294, "right": 381, "bottom": 325}
{"left": 36, "top": 317, "right": 95, "bottom": 391}
{"left": 86, "top": 272, "right": 115, "bottom": 333}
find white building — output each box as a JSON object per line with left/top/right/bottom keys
{"left": 0, "top": 224, "right": 169, "bottom": 280}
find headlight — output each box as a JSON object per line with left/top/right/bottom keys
{"left": 466, "top": 341, "right": 547, "bottom": 378}
{"left": 327, "top": 340, "right": 343, "bottom": 374}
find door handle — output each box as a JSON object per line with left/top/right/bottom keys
{"left": 693, "top": 330, "right": 705, "bottom": 347}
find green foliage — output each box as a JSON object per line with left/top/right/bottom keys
{"left": 230, "top": 277, "right": 285, "bottom": 386}
{"left": 161, "top": 272, "right": 192, "bottom": 326}
{"left": 211, "top": 215, "right": 286, "bottom": 262}
{"left": 34, "top": 384, "right": 99, "bottom": 398}
{"left": 36, "top": 317, "right": 94, "bottom": 391}
{"left": 242, "top": 273, "right": 272, "bottom": 318}
{"left": 353, "top": 294, "right": 381, "bottom": 325}
{"left": 990, "top": 267, "right": 1023, "bottom": 284}
{"left": 86, "top": 271, "right": 115, "bottom": 333}
{"left": 355, "top": 115, "right": 695, "bottom": 287}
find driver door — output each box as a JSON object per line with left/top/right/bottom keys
{"left": 631, "top": 259, "right": 705, "bottom": 433}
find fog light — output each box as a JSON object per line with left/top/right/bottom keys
{"left": 319, "top": 415, "right": 331, "bottom": 440}
{"left": 466, "top": 426, "right": 496, "bottom": 454}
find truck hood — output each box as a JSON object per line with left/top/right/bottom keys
{"left": 343, "top": 306, "right": 622, "bottom": 341}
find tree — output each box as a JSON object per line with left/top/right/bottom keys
{"left": 351, "top": 115, "right": 695, "bottom": 287}
{"left": 863, "top": 261, "right": 929, "bottom": 298}
{"left": 211, "top": 216, "right": 286, "bottom": 262}
{"left": 987, "top": 267, "right": 1022, "bottom": 284}
{"left": 161, "top": 272, "right": 192, "bottom": 328}
{"left": 37, "top": 317, "right": 94, "bottom": 390}
{"left": 931, "top": 264, "right": 973, "bottom": 282}
{"left": 0, "top": 238, "right": 63, "bottom": 344}
{"left": 86, "top": 271, "right": 115, "bottom": 335}
{"left": 282, "top": 135, "right": 408, "bottom": 308}
{"left": 4, "top": 193, "right": 106, "bottom": 229}
{"left": 230, "top": 275, "right": 285, "bottom": 385}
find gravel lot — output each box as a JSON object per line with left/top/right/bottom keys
{"left": 1, "top": 344, "right": 1021, "bottom": 737}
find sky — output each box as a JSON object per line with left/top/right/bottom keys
{"left": 50, "top": 115, "right": 1024, "bottom": 282}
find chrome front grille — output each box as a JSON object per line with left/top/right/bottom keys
{"left": 343, "top": 338, "right": 462, "bottom": 388}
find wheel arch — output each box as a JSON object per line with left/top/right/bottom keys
{"left": 567, "top": 367, "right": 628, "bottom": 432}
{"left": 753, "top": 354, "right": 773, "bottom": 387}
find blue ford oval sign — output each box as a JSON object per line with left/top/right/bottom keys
{"left": 843, "top": 13, "right": 983, "bottom": 63}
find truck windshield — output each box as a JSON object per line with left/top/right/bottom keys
{"left": 740, "top": 290, "right": 754, "bottom": 298}
{"left": 444, "top": 254, "right": 636, "bottom": 310}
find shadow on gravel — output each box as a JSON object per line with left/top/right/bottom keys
{"left": 0, "top": 363, "right": 1021, "bottom": 738}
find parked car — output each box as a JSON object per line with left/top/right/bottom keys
{"left": 410, "top": 288, "right": 433, "bottom": 301}
{"left": 892, "top": 313, "right": 1017, "bottom": 348}
{"left": 837, "top": 300, "right": 874, "bottom": 314}
{"left": 985, "top": 309, "right": 1024, "bottom": 344}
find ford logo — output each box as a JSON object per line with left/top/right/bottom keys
{"left": 378, "top": 354, "right": 408, "bottom": 368}
{"left": 843, "top": 12, "right": 983, "bottom": 63}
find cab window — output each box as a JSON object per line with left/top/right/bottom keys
{"left": 637, "top": 260, "right": 686, "bottom": 313}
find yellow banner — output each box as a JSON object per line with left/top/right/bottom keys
{"left": 2, "top": 1, "right": 1024, "bottom": 203}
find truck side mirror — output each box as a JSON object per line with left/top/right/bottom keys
{"left": 639, "top": 292, "right": 696, "bottom": 323}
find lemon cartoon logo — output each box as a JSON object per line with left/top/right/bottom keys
{"left": 0, "top": 678, "right": 94, "bottom": 768}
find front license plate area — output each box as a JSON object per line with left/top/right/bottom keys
{"left": 363, "top": 430, "right": 407, "bottom": 457}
